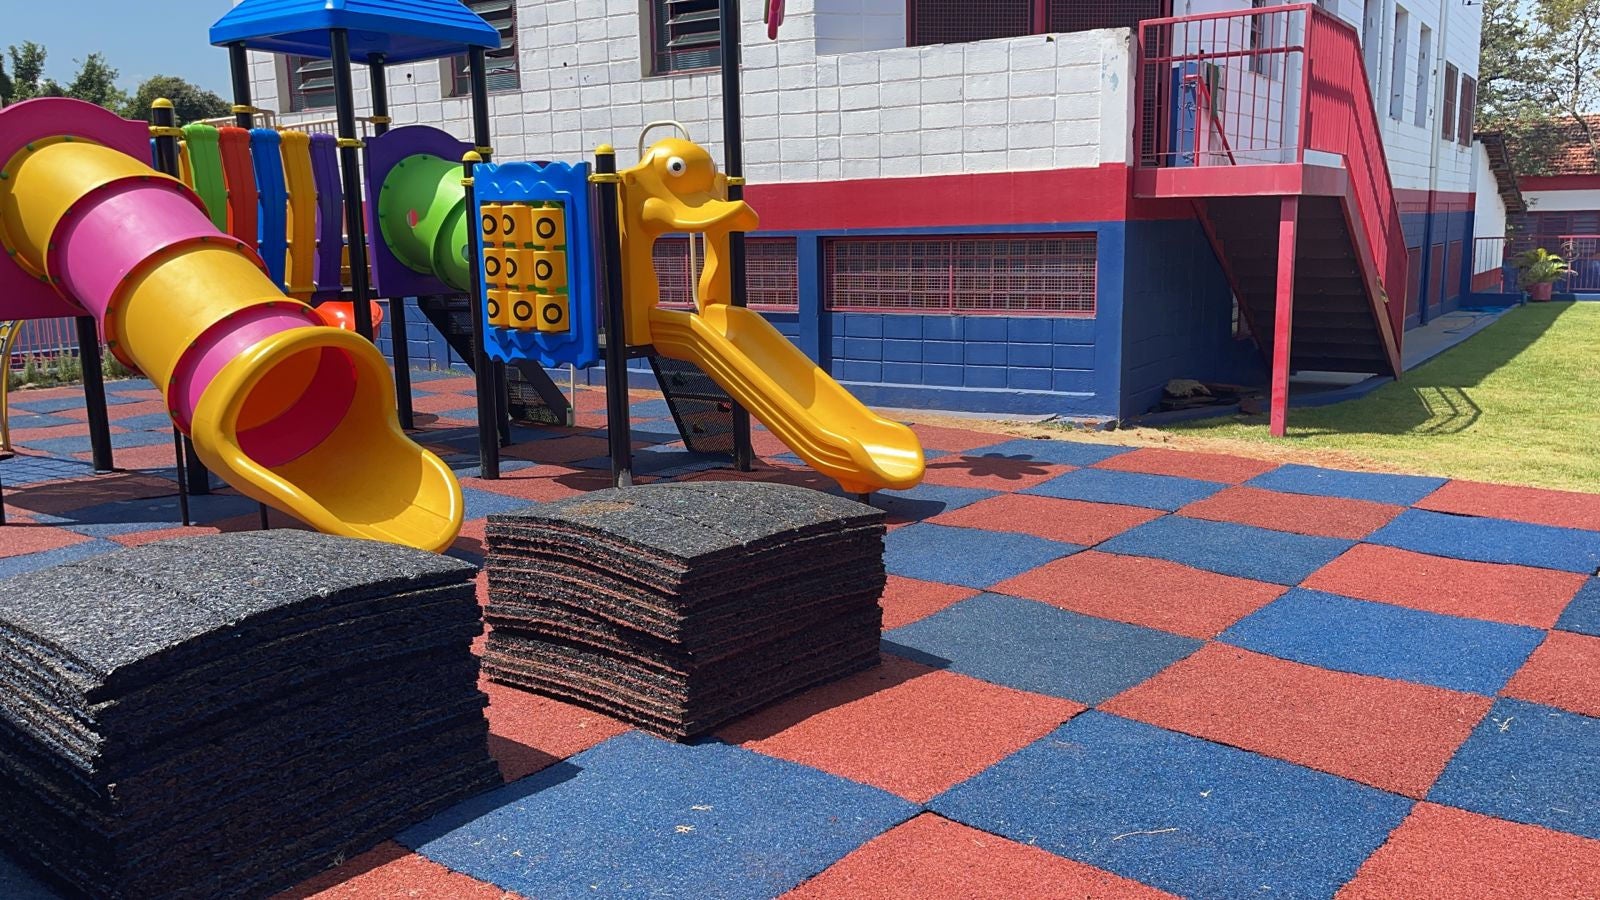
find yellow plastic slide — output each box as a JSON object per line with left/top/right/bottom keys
{"left": 0, "top": 99, "right": 463, "bottom": 552}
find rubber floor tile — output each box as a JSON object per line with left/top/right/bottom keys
{"left": 1025, "top": 468, "right": 1226, "bottom": 511}
{"left": 401, "top": 731, "right": 916, "bottom": 900}
{"left": 879, "top": 576, "right": 979, "bottom": 630}
{"left": 929, "top": 712, "right": 1412, "bottom": 899}
{"left": 0, "top": 849, "right": 56, "bottom": 900}
{"left": 720, "top": 654, "right": 1081, "bottom": 803}
{"left": 868, "top": 483, "right": 997, "bottom": 526}
{"left": 961, "top": 438, "right": 1133, "bottom": 467}
{"left": 3, "top": 412, "right": 77, "bottom": 430}
{"left": 44, "top": 491, "right": 261, "bottom": 537}
{"left": 1222, "top": 589, "right": 1544, "bottom": 695}
{"left": 1336, "top": 802, "right": 1600, "bottom": 900}
{"left": 1179, "top": 485, "right": 1402, "bottom": 539}
{"left": 1368, "top": 509, "right": 1600, "bottom": 574}
{"left": 883, "top": 523, "right": 1078, "bottom": 589}
{"left": 108, "top": 411, "right": 183, "bottom": 432}
{"left": 919, "top": 452, "right": 1070, "bottom": 491}
{"left": 3, "top": 472, "right": 179, "bottom": 517}
{"left": 994, "top": 550, "right": 1284, "bottom": 640}
{"left": 1556, "top": 578, "right": 1600, "bottom": 637}
{"left": 0, "top": 453, "right": 100, "bottom": 486}
{"left": 1429, "top": 698, "right": 1600, "bottom": 840}
{"left": 81, "top": 441, "right": 178, "bottom": 471}
{"left": 1303, "top": 544, "right": 1587, "bottom": 629}
{"left": 1098, "top": 515, "right": 1355, "bottom": 585}
{"left": 279, "top": 841, "right": 521, "bottom": 899}
{"left": 782, "top": 813, "right": 1177, "bottom": 900}
{"left": 460, "top": 466, "right": 603, "bottom": 504}
{"left": 928, "top": 494, "right": 1163, "bottom": 546}
{"left": 0, "top": 537, "right": 119, "bottom": 579}
{"left": 908, "top": 423, "right": 1018, "bottom": 453}
{"left": 0, "top": 524, "right": 92, "bottom": 559}
{"left": 1090, "top": 446, "right": 1277, "bottom": 484}
{"left": 1416, "top": 479, "right": 1600, "bottom": 532}
{"left": 1499, "top": 631, "right": 1600, "bottom": 719}
{"left": 1246, "top": 463, "right": 1448, "bottom": 505}
{"left": 1103, "top": 644, "right": 1492, "bottom": 797}
{"left": 479, "top": 680, "right": 632, "bottom": 783}
{"left": 8, "top": 423, "right": 97, "bottom": 444}
{"left": 884, "top": 594, "right": 1201, "bottom": 703}
{"left": 501, "top": 434, "right": 613, "bottom": 465}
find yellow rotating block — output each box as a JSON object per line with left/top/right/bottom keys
{"left": 530, "top": 204, "right": 566, "bottom": 250}
{"left": 479, "top": 203, "right": 503, "bottom": 245}
{"left": 528, "top": 250, "right": 567, "bottom": 291}
{"left": 481, "top": 248, "right": 517, "bottom": 288}
{"left": 535, "top": 292, "right": 570, "bottom": 333}
{"left": 507, "top": 291, "right": 538, "bottom": 330}
{"left": 486, "top": 288, "right": 512, "bottom": 328}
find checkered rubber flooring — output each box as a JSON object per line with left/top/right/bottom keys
{"left": 2, "top": 374, "right": 1599, "bottom": 899}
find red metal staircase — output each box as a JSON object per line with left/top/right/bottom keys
{"left": 1135, "top": 4, "right": 1406, "bottom": 435}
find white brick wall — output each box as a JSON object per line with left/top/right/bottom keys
{"left": 250, "top": 0, "right": 1133, "bottom": 181}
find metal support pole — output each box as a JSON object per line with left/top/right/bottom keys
{"left": 593, "top": 147, "right": 633, "bottom": 488}
{"left": 718, "top": 0, "right": 755, "bottom": 471}
{"left": 367, "top": 54, "right": 415, "bottom": 429}
{"left": 1269, "top": 196, "right": 1299, "bottom": 438}
{"left": 228, "top": 43, "right": 254, "bottom": 128}
{"left": 463, "top": 150, "right": 500, "bottom": 480}
{"left": 76, "top": 317, "right": 115, "bottom": 474}
{"left": 330, "top": 29, "right": 376, "bottom": 342}
{"left": 465, "top": 47, "right": 512, "bottom": 446}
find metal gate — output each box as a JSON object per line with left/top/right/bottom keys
{"left": 1557, "top": 235, "right": 1600, "bottom": 293}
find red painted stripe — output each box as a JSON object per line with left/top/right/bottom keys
{"left": 1470, "top": 269, "right": 1503, "bottom": 292}
{"left": 1519, "top": 174, "right": 1600, "bottom": 191}
{"left": 1392, "top": 187, "right": 1475, "bottom": 212}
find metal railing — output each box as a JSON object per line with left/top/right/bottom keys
{"left": 1556, "top": 234, "right": 1600, "bottom": 292}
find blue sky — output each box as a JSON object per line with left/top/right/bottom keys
{"left": 6, "top": 0, "right": 236, "bottom": 95}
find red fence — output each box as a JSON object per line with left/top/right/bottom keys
{"left": 5, "top": 318, "right": 80, "bottom": 364}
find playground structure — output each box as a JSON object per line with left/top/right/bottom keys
{"left": 0, "top": 0, "right": 922, "bottom": 551}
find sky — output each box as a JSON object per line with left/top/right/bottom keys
{"left": 5, "top": 0, "right": 237, "bottom": 95}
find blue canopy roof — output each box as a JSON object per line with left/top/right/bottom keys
{"left": 210, "top": 0, "right": 502, "bottom": 64}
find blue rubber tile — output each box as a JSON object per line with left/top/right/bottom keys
{"left": 871, "top": 483, "right": 996, "bottom": 522}
{"left": 1221, "top": 588, "right": 1543, "bottom": 695}
{"left": 1098, "top": 515, "right": 1354, "bottom": 585}
{"left": 884, "top": 523, "right": 1078, "bottom": 589}
{"left": 109, "top": 430, "right": 178, "bottom": 450}
{"left": 1369, "top": 508, "right": 1600, "bottom": 574}
{"left": 1025, "top": 468, "right": 1226, "bottom": 511}
{"left": 0, "top": 454, "right": 100, "bottom": 486}
{"left": 571, "top": 447, "right": 726, "bottom": 475}
{"left": 46, "top": 491, "right": 261, "bottom": 537}
{"left": 884, "top": 594, "right": 1201, "bottom": 703}
{"left": 7, "top": 393, "right": 138, "bottom": 414}
{"left": 963, "top": 438, "right": 1132, "bottom": 468}
{"left": 402, "top": 731, "right": 916, "bottom": 899}
{"left": 1429, "top": 698, "right": 1600, "bottom": 840}
{"left": 627, "top": 398, "right": 675, "bottom": 419}
{"left": 1245, "top": 464, "right": 1448, "bottom": 505}
{"left": 461, "top": 485, "right": 534, "bottom": 520}
{"left": 108, "top": 412, "right": 177, "bottom": 432}
{"left": 0, "top": 849, "right": 59, "bottom": 900}
{"left": 1556, "top": 578, "right": 1600, "bottom": 637}
{"left": 16, "top": 436, "right": 94, "bottom": 456}
{"left": 447, "top": 458, "right": 538, "bottom": 480}
{"left": 930, "top": 712, "right": 1412, "bottom": 899}
{"left": 5, "top": 413, "right": 78, "bottom": 429}
{"left": 0, "top": 538, "right": 120, "bottom": 579}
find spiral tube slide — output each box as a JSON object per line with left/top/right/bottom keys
{"left": 0, "top": 99, "right": 462, "bottom": 552}
{"left": 375, "top": 151, "right": 472, "bottom": 291}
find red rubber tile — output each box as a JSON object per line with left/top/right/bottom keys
{"left": 502, "top": 434, "right": 613, "bottom": 465}
{"left": 453, "top": 517, "right": 487, "bottom": 560}
{"left": 1179, "top": 485, "right": 1402, "bottom": 539}
{"left": 929, "top": 493, "right": 1163, "bottom": 546}
{"left": 908, "top": 423, "right": 1011, "bottom": 452}
{"left": 110, "top": 509, "right": 311, "bottom": 548}
{"left": 7, "top": 472, "right": 177, "bottom": 516}
{"left": 11, "top": 422, "right": 114, "bottom": 444}
{"left": 783, "top": 813, "right": 1177, "bottom": 900}
{"left": 720, "top": 654, "right": 1080, "bottom": 803}
{"left": 80, "top": 441, "right": 177, "bottom": 471}
{"left": 415, "top": 375, "right": 477, "bottom": 394}
{"left": 111, "top": 524, "right": 223, "bottom": 548}
{"left": 994, "top": 550, "right": 1285, "bottom": 639}
{"left": 277, "top": 840, "right": 521, "bottom": 899}
{"left": 1093, "top": 446, "right": 1277, "bottom": 484}
{"left": 6, "top": 386, "right": 81, "bottom": 403}
{"left": 1416, "top": 479, "right": 1600, "bottom": 532}
{"left": 410, "top": 391, "right": 481, "bottom": 414}
{"left": 880, "top": 575, "right": 979, "bottom": 629}
{"left": 1104, "top": 644, "right": 1493, "bottom": 797}
{"left": 1500, "top": 631, "right": 1600, "bottom": 718}
{"left": 920, "top": 455, "right": 1070, "bottom": 491}
{"left": 100, "top": 399, "right": 173, "bottom": 423}
{"left": 463, "top": 465, "right": 598, "bottom": 503}
{"left": 751, "top": 429, "right": 792, "bottom": 457}
{"left": 0, "top": 525, "right": 92, "bottom": 558}
{"left": 1303, "top": 544, "right": 1585, "bottom": 628}
{"left": 480, "top": 679, "right": 631, "bottom": 783}
{"left": 1337, "top": 802, "right": 1600, "bottom": 900}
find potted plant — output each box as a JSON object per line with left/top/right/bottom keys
{"left": 1514, "top": 247, "right": 1571, "bottom": 301}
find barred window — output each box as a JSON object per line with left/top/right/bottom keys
{"left": 650, "top": 0, "right": 722, "bottom": 75}
{"left": 825, "top": 236, "right": 1097, "bottom": 316}
{"left": 1441, "top": 62, "right": 1458, "bottom": 142}
{"left": 451, "top": 0, "right": 520, "bottom": 97}
{"left": 1457, "top": 74, "right": 1476, "bottom": 146}
{"left": 286, "top": 55, "right": 334, "bottom": 112}
{"left": 652, "top": 236, "right": 799, "bottom": 310}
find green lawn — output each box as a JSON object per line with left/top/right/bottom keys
{"left": 1151, "top": 301, "right": 1600, "bottom": 492}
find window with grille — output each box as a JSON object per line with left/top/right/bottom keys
{"left": 824, "top": 236, "right": 1097, "bottom": 316}
{"left": 910, "top": 0, "right": 1031, "bottom": 46}
{"left": 1414, "top": 24, "right": 1432, "bottom": 128}
{"left": 1441, "top": 62, "right": 1458, "bottom": 142}
{"left": 650, "top": 0, "right": 722, "bottom": 75}
{"left": 450, "top": 0, "right": 519, "bottom": 97}
{"left": 1457, "top": 74, "right": 1475, "bottom": 145}
{"left": 652, "top": 236, "right": 799, "bottom": 310}
{"left": 286, "top": 55, "right": 334, "bottom": 112}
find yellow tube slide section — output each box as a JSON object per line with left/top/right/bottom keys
{"left": 1, "top": 132, "right": 462, "bottom": 552}
{"left": 648, "top": 304, "right": 925, "bottom": 495}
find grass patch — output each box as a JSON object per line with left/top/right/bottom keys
{"left": 1136, "top": 302, "right": 1600, "bottom": 491}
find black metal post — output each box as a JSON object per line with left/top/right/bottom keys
{"left": 228, "top": 43, "right": 254, "bottom": 128}
{"left": 75, "top": 317, "right": 115, "bottom": 474}
{"left": 718, "top": 0, "right": 754, "bottom": 471}
{"left": 330, "top": 29, "right": 376, "bottom": 341}
{"left": 593, "top": 147, "right": 633, "bottom": 488}
{"left": 366, "top": 54, "right": 415, "bottom": 430}
{"left": 150, "top": 99, "right": 198, "bottom": 514}
{"left": 463, "top": 150, "right": 500, "bottom": 480}
{"left": 466, "top": 47, "right": 512, "bottom": 446}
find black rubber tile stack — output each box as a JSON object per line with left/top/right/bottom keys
{"left": 0, "top": 531, "right": 500, "bottom": 899}
{"left": 483, "top": 482, "right": 888, "bottom": 739}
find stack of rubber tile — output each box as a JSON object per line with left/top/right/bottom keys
{"left": 0, "top": 531, "right": 500, "bottom": 899}
{"left": 484, "top": 482, "right": 887, "bottom": 739}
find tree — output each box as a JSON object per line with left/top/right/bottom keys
{"left": 1536, "top": 0, "right": 1600, "bottom": 166}
{"left": 64, "top": 52, "right": 127, "bottom": 111}
{"left": 0, "top": 42, "right": 63, "bottom": 106}
{"left": 121, "top": 75, "right": 229, "bottom": 124}
{"left": 1477, "top": 0, "right": 1546, "bottom": 123}
{"left": 1476, "top": 0, "right": 1600, "bottom": 175}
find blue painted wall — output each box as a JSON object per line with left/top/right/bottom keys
{"left": 1401, "top": 205, "right": 1476, "bottom": 329}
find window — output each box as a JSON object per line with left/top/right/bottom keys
{"left": 450, "top": 0, "right": 519, "bottom": 96}
{"left": 653, "top": 236, "right": 799, "bottom": 310}
{"left": 1441, "top": 62, "right": 1458, "bottom": 141}
{"left": 824, "top": 236, "right": 1097, "bottom": 316}
{"left": 1249, "top": 0, "right": 1270, "bottom": 77}
{"left": 650, "top": 0, "right": 722, "bottom": 75}
{"left": 1457, "top": 74, "right": 1476, "bottom": 145}
{"left": 909, "top": 0, "right": 1162, "bottom": 47}
{"left": 286, "top": 55, "right": 334, "bottom": 112}
{"left": 1414, "top": 24, "right": 1432, "bottom": 128}
{"left": 1389, "top": 7, "right": 1409, "bottom": 120}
